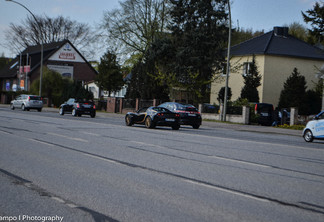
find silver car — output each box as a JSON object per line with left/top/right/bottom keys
{"left": 10, "top": 94, "right": 43, "bottom": 112}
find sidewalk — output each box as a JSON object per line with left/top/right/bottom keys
{"left": 0, "top": 104, "right": 302, "bottom": 137}
{"left": 202, "top": 120, "right": 302, "bottom": 137}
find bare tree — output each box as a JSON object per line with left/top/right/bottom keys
{"left": 4, "top": 15, "right": 99, "bottom": 60}
{"left": 101, "top": 0, "right": 170, "bottom": 59}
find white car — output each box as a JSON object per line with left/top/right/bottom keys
{"left": 303, "top": 111, "right": 324, "bottom": 142}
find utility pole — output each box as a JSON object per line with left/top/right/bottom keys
{"left": 222, "top": 0, "right": 232, "bottom": 121}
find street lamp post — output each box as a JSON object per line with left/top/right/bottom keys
{"left": 222, "top": 0, "right": 232, "bottom": 121}
{"left": 5, "top": 0, "right": 43, "bottom": 96}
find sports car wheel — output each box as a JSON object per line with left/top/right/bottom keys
{"left": 72, "top": 108, "right": 77, "bottom": 117}
{"left": 145, "top": 117, "right": 155, "bottom": 129}
{"left": 59, "top": 107, "right": 64, "bottom": 115}
{"left": 125, "top": 115, "right": 133, "bottom": 126}
{"left": 303, "top": 130, "right": 313, "bottom": 142}
{"left": 10, "top": 104, "right": 15, "bottom": 110}
{"left": 21, "top": 104, "right": 26, "bottom": 111}
{"left": 172, "top": 124, "right": 180, "bottom": 130}
{"left": 192, "top": 124, "right": 200, "bottom": 129}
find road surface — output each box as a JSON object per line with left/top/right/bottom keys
{"left": 0, "top": 107, "right": 323, "bottom": 221}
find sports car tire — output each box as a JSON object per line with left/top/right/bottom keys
{"left": 59, "top": 107, "right": 64, "bottom": 115}
{"left": 192, "top": 124, "right": 200, "bottom": 129}
{"left": 303, "top": 130, "right": 313, "bottom": 142}
{"left": 145, "top": 117, "right": 155, "bottom": 129}
{"left": 10, "top": 104, "right": 15, "bottom": 110}
{"left": 72, "top": 108, "right": 77, "bottom": 117}
{"left": 172, "top": 124, "right": 180, "bottom": 130}
{"left": 21, "top": 104, "right": 26, "bottom": 111}
{"left": 125, "top": 115, "right": 133, "bottom": 126}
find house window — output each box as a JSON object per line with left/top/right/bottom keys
{"left": 243, "top": 62, "right": 253, "bottom": 76}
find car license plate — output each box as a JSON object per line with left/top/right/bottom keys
{"left": 83, "top": 105, "right": 91, "bottom": 108}
{"left": 261, "top": 112, "right": 269, "bottom": 116}
{"left": 165, "top": 118, "right": 175, "bottom": 122}
{"left": 188, "top": 114, "right": 196, "bottom": 116}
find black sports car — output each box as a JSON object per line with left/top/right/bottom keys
{"left": 59, "top": 98, "right": 96, "bottom": 118}
{"left": 125, "top": 106, "right": 180, "bottom": 130}
{"left": 158, "top": 102, "right": 202, "bottom": 129}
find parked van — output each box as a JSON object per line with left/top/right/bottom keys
{"left": 255, "top": 103, "right": 274, "bottom": 126}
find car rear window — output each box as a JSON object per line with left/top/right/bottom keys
{"left": 152, "top": 107, "right": 170, "bottom": 112}
{"left": 255, "top": 104, "right": 273, "bottom": 113}
{"left": 29, "top": 96, "right": 41, "bottom": 100}
{"left": 75, "top": 99, "right": 93, "bottom": 104}
{"left": 177, "top": 104, "right": 198, "bottom": 112}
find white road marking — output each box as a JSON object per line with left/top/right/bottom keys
{"left": 83, "top": 153, "right": 122, "bottom": 166}
{"left": 28, "top": 138, "right": 54, "bottom": 146}
{"left": 47, "top": 132, "right": 88, "bottom": 143}
{"left": 132, "top": 140, "right": 270, "bottom": 168}
{"left": 0, "top": 130, "right": 12, "bottom": 135}
{"left": 82, "top": 132, "right": 99, "bottom": 136}
{"left": 51, "top": 196, "right": 65, "bottom": 203}
{"left": 183, "top": 179, "right": 270, "bottom": 203}
{"left": 82, "top": 147, "right": 269, "bottom": 203}
{"left": 66, "top": 203, "right": 78, "bottom": 208}
{"left": 210, "top": 155, "right": 270, "bottom": 168}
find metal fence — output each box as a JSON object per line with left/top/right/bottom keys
{"left": 139, "top": 99, "right": 154, "bottom": 108}
{"left": 122, "top": 99, "right": 136, "bottom": 109}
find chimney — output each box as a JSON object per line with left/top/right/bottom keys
{"left": 274, "top": 27, "right": 289, "bottom": 37}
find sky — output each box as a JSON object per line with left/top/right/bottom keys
{"left": 0, "top": 0, "right": 319, "bottom": 59}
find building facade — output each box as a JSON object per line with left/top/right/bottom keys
{"left": 0, "top": 40, "right": 97, "bottom": 103}
{"left": 210, "top": 27, "right": 324, "bottom": 107}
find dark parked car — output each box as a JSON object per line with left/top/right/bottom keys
{"left": 158, "top": 102, "right": 202, "bottom": 129}
{"left": 125, "top": 106, "right": 180, "bottom": 130}
{"left": 59, "top": 98, "right": 96, "bottom": 118}
{"left": 255, "top": 103, "right": 274, "bottom": 126}
{"left": 203, "top": 103, "right": 218, "bottom": 113}
{"left": 10, "top": 94, "right": 43, "bottom": 112}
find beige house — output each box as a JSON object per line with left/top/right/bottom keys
{"left": 210, "top": 27, "right": 324, "bottom": 107}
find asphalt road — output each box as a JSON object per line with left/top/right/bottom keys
{"left": 0, "top": 107, "right": 323, "bottom": 222}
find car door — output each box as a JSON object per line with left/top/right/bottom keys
{"left": 13, "top": 96, "right": 21, "bottom": 107}
{"left": 17, "top": 95, "right": 25, "bottom": 107}
{"left": 135, "top": 107, "right": 147, "bottom": 123}
{"left": 65, "top": 98, "right": 75, "bottom": 112}
{"left": 312, "top": 112, "right": 324, "bottom": 138}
